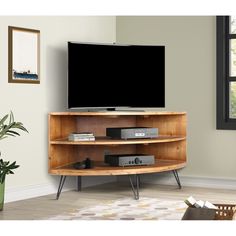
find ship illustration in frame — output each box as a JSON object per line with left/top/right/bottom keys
{"left": 13, "top": 70, "right": 38, "bottom": 80}
{"left": 8, "top": 26, "right": 40, "bottom": 84}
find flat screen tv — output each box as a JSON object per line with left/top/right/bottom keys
{"left": 68, "top": 42, "right": 165, "bottom": 109}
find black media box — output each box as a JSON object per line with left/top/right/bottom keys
{"left": 104, "top": 154, "right": 155, "bottom": 166}
{"left": 106, "top": 127, "right": 158, "bottom": 140}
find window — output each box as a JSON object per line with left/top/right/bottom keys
{"left": 217, "top": 16, "right": 236, "bottom": 129}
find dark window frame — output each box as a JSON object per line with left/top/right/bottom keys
{"left": 217, "top": 16, "right": 236, "bottom": 129}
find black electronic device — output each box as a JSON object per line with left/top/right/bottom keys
{"left": 84, "top": 158, "right": 93, "bottom": 169}
{"left": 106, "top": 127, "right": 158, "bottom": 140}
{"left": 73, "top": 162, "right": 86, "bottom": 169}
{"left": 73, "top": 158, "right": 93, "bottom": 169}
{"left": 104, "top": 154, "right": 155, "bottom": 167}
{"left": 68, "top": 42, "right": 165, "bottom": 109}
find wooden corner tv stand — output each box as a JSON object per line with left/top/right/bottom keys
{"left": 48, "top": 111, "right": 187, "bottom": 200}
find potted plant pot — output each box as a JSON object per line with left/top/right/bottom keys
{"left": 0, "top": 181, "right": 5, "bottom": 211}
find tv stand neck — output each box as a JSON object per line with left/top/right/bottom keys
{"left": 106, "top": 108, "right": 145, "bottom": 112}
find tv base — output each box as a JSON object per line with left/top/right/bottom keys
{"left": 106, "top": 108, "right": 145, "bottom": 112}
{"left": 71, "top": 108, "right": 146, "bottom": 112}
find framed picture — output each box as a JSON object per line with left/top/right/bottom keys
{"left": 8, "top": 26, "right": 40, "bottom": 84}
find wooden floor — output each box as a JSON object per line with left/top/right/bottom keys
{"left": 1, "top": 182, "right": 236, "bottom": 220}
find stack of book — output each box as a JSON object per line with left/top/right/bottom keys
{"left": 68, "top": 132, "right": 95, "bottom": 141}
{"left": 184, "top": 196, "right": 218, "bottom": 209}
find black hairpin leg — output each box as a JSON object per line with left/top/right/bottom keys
{"left": 77, "top": 176, "right": 82, "bottom": 191}
{"left": 129, "top": 174, "right": 140, "bottom": 200}
{"left": 56, "top": 175, "right": 67, "bottom": 200}
{"left": 172, "top": 170, "right": 181, "bottom": 189}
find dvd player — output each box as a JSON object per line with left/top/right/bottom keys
{"left": 106, "top": 127, "right": 158, "bottom": 140}
{"left": 104, "top": 154, "right": 155, "bottom": 167}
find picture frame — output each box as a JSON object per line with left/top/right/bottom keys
{"left": 8, "top": 26, "right": 40, "bottom": 84}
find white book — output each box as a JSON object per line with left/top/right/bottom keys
{"left": 194, "top": 200, "right": 205, "bottom": 208}
{"left": 69, "top": 135, "right": 95, "bottom": 139}
{"left": 184, "top": 196, "right": 197, "bottom": 207}
{"left": 70, "top": 132, "right": 94, "bottom": 136}
{"left": 68, "top": 137, "right": 95, "bottom": 141}
{"left": 69, "top": 133, "right": 94, "bottom": 137}
{"left": 204, "top": 201, "right": 218, "bottom": 209}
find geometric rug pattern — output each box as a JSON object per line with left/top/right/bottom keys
{"left": 48, "top": 197, "right": 187, "bottom": 220}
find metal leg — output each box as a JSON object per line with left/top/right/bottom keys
{"left": 129, "top": 174, "right": 140, "bottom": 200}
{"left": 172, "top": 170, "right": 181, "bottom": 189}
{"left": 56, "top": 175, "right": 67, "bottom": 200}
{"left": 76, "top": 176, "right": 82, "bottom": 191}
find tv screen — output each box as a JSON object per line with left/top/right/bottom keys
{"left": 68, "top": 42, "right": 165, "bottom": 109}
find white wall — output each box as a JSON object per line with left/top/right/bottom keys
{"left": 116, "top": 16, "right": 236, "bottom": 181}
{"left": 0, "top": 16, "right": 116, "bottom": 200}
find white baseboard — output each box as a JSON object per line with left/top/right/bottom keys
{"left": 5, "top": 176, "right": 116, "bottom": 203}
{"left": 118, "top": 173, "right": 236, "bottom": 190}
{"left": 4, "top": 182, "right": 75, "bottom": 203}
{"left": 175, "top": 175, "right": 236, "bottom": 190}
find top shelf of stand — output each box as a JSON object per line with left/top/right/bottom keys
{"left": 50, "top": 111, "right": 186, "bottom": 116}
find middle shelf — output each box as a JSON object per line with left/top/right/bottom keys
{"left": 50, "top": 135, "right": 186, "bottom": 145}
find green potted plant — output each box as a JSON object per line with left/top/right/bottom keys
{"left": 0, "top": 111, "right": 28, "bottom": 211}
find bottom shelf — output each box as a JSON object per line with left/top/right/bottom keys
{"left": 49, "top": 159, "right": 186, "bottom": 176}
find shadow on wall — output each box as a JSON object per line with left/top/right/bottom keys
{"left": 46, "top": 46, "right": 68, "bottom": 111}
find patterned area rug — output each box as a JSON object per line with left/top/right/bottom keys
{"left": 48, "top": 197, "right": 187, "bottom": 220}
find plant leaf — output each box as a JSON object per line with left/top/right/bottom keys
{"left": 0, "top": 111, "right": 27, "bottom": 183}
{"left": 0, "top": 114, "right": 9, "bottom": 127}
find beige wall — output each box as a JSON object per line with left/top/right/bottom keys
{"left": 116, "top": 16, "right": 236, "bottom": 179}
{"left": 1, "top": 16, "right": 236, "bottom": 198}
{"left": 0, "top": 16, "right": 116, "bottom": 191}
